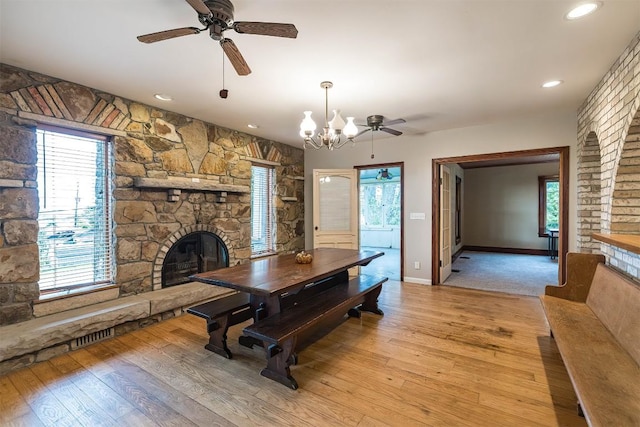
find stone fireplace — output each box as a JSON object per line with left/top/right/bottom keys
{"left": 154, "top": 226, "right": 231, "bottom": 290}
{"left": 0, "top": 63, "right": 305, "bottom": 327}
{"left": 161, "top": 230, "right": 228, "bottom": 289}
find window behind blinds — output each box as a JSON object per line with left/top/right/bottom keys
{"left": 251, "top": 164, "right": 275, "bottom": 255}
{"left": 37, "top": 127, "right": 114, "bottom": 292}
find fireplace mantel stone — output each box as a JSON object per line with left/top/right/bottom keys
{"left": 134, "top": 177, "right": 249, "bottom": 193}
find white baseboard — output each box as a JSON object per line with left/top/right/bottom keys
{"left": 403, "top": 276, "right": 432, "bottom": 285}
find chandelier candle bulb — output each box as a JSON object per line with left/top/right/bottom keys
{"left": 344, "top": 117, "right": 358, "bottom": 139}
{"left": 329, "top": 109, "right": 346, "bottom": 134}
{"left": 300, "top": 111, "right": 316, "bottom": 138}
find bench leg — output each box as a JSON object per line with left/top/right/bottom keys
{"left": 204, "top": 316, "right": 233, "bottom": 359}
{"left": 360, "top": 285, "right": 384, "bottom": 315}
{"left": 348, "top": 308, "right": 361, "bottom": 318}
{"left": 260, "top": 337, "right": 299, "bottom": 390}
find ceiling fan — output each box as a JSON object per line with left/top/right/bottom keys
{"left": 136, "top": 0, "right": 298, "bottom": 76}
{"left": 355, "top": 115, "right": 406, "bottom": 138}
{"left": 356, "top": 115, "right": 406, "bottom": 159}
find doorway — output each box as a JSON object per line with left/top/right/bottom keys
{"left": 356, "top": 163, "right": 404, "bottom": 281}
{"left": 432, "top": 147, "right": 569, "bottom": 286}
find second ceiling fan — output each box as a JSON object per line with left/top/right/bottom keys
{"left": 356, "top": 115, "right": 406, "bottom": 138}
{"left": 137, "top": 0, "right": 298, "bottom": 76}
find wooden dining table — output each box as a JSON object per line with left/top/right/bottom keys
{"left": 189, "top": 247, "right": 386, "bottom": 388}
{"left": 189, "top": 247, "right": 384, "bottom": 320}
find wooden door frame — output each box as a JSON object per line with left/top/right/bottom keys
{"left": 431, "top": 147, "right": 569, "bottom": 285}
{"left": 355, "top": 162, "right": 405, "bottom": 281}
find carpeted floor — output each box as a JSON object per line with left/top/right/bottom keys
{"left": 442, "top": 251, "right": 559, "bottom": 296}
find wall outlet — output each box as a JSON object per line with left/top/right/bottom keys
{"left": 414, "top": 261, "right": 420, "bottom": 270}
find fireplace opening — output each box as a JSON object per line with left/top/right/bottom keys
{"left": 162, "top": 232, "right": 229, "bottom": 288}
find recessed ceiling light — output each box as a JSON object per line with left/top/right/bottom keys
{"left": 565, "top": 2, "right": 601, "bottom": 20}
{"left": 247, "top": 124, "right": 259, "bottom": 129}
{"left": 154, "top": 93, "right": 172, "bottom": 101}
{"left": 542, "top": 80, "right": 563, "bottom": 88}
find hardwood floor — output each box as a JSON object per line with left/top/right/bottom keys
{"left": 0, "top": 282, "right": 586, "bottom": 426}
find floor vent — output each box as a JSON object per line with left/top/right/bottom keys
{"left": 71, "top": 327, "right": 114, "bottom": 350}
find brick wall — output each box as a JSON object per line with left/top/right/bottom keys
{"left": 577, "top": 31, "right": 640, "bottom": 277}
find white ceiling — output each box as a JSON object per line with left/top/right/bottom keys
{"left": 1, "top": 1, "right": 639, "bottom": 149}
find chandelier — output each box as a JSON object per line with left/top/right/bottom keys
{"left": 299, "top": 81, "right": 359, "bottom": 150}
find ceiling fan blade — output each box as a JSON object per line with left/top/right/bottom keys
{"left": 382, "top": 118, "right": 406, "bottom": 126}
{"left": 355, "top": 128, "right": 371, "bottom": 138}
{"left": 380, "top": 127, "right": 403, "bottom": 136}
{"left": 233, "top": 22, "right": 298, "bottom": 38}
{"left": 185, "top": 0, "right": 211, "bottom": 15}
{"left": 137, "top": 27, "right": 202, "bottom": 43}
{"left": 220, "top": 38, "right": 251, "bottom": 76}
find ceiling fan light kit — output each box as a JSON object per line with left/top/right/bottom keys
{"left": 137, "top": 0, "right": 298, "bottom": 77}
{"left": 376, "top": 169, "right": 393, "bottom": 180}
{"left": 300, "top": 81, "right": 358, "bottom": 151}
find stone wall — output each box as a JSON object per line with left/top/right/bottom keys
{"left": 0, "top": 111, "right": 40, "bottom": 324}
{"left": 577, "top": 31, "right": 640, "bottom": 277}
{"left": 0, "top": 63, "right": 304, "bottom": 326}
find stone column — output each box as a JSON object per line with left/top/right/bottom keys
{"left": 0, "top": 112, "right": 40, "bottom": 325}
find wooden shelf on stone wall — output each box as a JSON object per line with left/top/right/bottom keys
{"left": 592, "top": 233, "right": 640, "bottom": 255}
{"left": 281, "top": 196, "right": 298, "bottom": 202}
{"left": 134, "top": 177, "right": 249, "bottom": 202}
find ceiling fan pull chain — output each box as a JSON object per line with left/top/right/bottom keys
{"left": 371, "top": 134, "right": 375, "bottom": 159}
{"left": 220, "top": 48, "right": 228, "bottom": 98}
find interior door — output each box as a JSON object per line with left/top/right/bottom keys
{"left": 313, "top": 169, "right": 359, "bottom": 250}
{"left": 440, "top": 165, "right": 452, "bottom": 281}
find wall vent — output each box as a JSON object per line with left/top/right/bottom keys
{"left": 71, "top": 327, "right": 114, "bottom": 350}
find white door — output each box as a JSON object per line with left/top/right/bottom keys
{"left": 440, "top": 165, "right": 452, "bottom": 281}
{"left": 313, "top": 169, "right": 359, "bottom": 250}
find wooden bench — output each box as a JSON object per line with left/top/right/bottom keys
{"left": 187, "top": 292, "right": 253, "bottom": 359}
{"left": 243, "top": 274, "right": 387, "bottom": 389}
{"left": 539, "top": 253, "right": 640, "bottom": 426}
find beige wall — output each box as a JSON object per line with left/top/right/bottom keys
{"left": 305, "top": 111, "right": 578, "bottom": 284}
{"left": 463, "top": 162, "right": 559, "bottom": 250}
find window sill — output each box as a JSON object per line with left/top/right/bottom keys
{"left": 37, "top": 283, "right": 119, "bottom": 303}
{"left": 251, "top": 251, "right": 278, "bottom": 260}
{"left": 34, "top": 284, "right": 120, "bottom": 317}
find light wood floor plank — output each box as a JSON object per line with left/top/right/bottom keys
{"left": 0, "top": 283, "right": 586, "bottom": 426}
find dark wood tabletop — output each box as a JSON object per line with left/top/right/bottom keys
{"left": 189, "top": 248, "right": 383, "bottom": 297}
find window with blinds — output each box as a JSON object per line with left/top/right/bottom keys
{"left": 251, "top": 164, "right": 275, "bottom": 255}
{"left": 36, "top": 127, "right": 114, "bottom": 292}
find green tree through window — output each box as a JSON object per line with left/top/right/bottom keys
{"left": 360, "top": 182, "right": 400, "bottom": 228}
{"left": 538, "top": 175, "right": 559, "bottom": 236}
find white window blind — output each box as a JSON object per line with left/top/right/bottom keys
{"left": 36, "top": 127, "right": 114, "bottom": 292}
{"left": 251, "top": 164, "right": 275, "bottom": 255}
